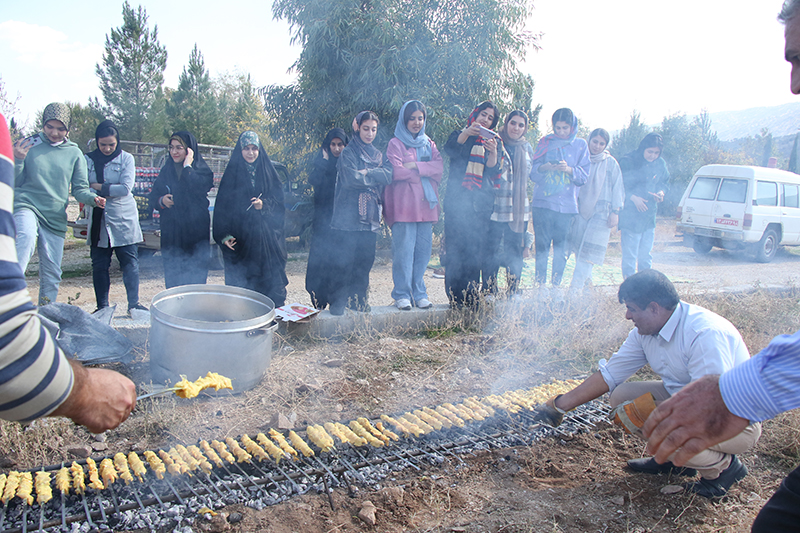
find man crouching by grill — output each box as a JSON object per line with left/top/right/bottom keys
{"left": 533, "top": 269, "right": 760, "bottom": 498}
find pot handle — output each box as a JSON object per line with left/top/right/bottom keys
{"left": 246, "top": 321, "right": 279, "bottom": 337}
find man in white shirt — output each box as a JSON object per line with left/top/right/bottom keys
{"left": 534, "top": 269, "right": 761, "bottom": 498}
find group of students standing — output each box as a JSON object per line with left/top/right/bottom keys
{"left": 305, "top": 101, "right": 671, "bottom": 313}
{"left": 12, "top": 100, "right": 670, "bottom": 314}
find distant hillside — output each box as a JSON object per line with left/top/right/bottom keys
{"left": 706, "top": 102, "right": 800, "bottom": 141}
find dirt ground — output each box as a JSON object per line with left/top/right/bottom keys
{"left": 10, "top": 217, "right": 800, "bottom": 532}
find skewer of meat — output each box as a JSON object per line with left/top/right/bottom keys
{"left": 54, "top": 468, "right": 70, "bottom": 495}
{"left": 69, "top": 462, "right": 86, "bottom": 494}
{"left": 16, "top": 471, "right": 33, "bottom": 505}
{"left": 186, "top": 445, "right": 214, "bottom": 474}
{"left": 143, "top": 451, "right": 166, "bottom": 480}
{"left": 199, "top": 441, "right": 225, "bottom": 468}
{"left": 99, "top": 458, "right": 117, "bottom": 487}
{"left": 210, "top": 440, "right": 236, "bottom": 464}
{"left": 268, "top": 429, "right": 300, "bottom": 459}
{"left": 225, "top": 438, "right": 252, "bottom": 463}
{"left": 255, "top": 433, "right": 288, "bottom": 463}
{"left": 288, "top": 431, "right": 315, "bottom": 457}
{"left": 128, "top": 452, "right": 148, "bottom": 481}
{"left": 113, "top": 453, "right": 134, "bottom": 485}
{"left": 34, "top": 471, "right": 52, "bottom": 505}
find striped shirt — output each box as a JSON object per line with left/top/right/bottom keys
{"left": 720, "top": 330, "right": 800, "bottom": 423}
{"left": 0, "top": 113, "right": 74, "bottom": 421}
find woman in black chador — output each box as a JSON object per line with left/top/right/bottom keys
{"left": 213, "top": 131, "right": 288, "bottom": 306}
{"left": 149, "top": 131, "right": 214, "bottom": 288}
{"left": 305, "top": 128, "right": 348, "bottom": 309}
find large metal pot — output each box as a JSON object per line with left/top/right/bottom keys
{"left": 150, "top": 284, "right": 276, "bottom": 393}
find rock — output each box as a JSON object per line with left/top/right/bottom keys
{"left": 458, "top": 367, "right": 471, "bottom": 375}
{"left": 451, "top": 528, "right": 467, "bottom": 533}
{"left": 610, "top": 496, "right": 624, "bottom": 506}
{"left": 207, "top": 514, "right": 231, "bottom": 532}
{"left": 660, "top": 485, "right": 684, "bottom": 495}
{"left": 91, "top": 442, "right": 108, "bottom": 452}
{"left": 358, "top": 500, "right": 377, "bottom": 526}
{"left": 227, "top": 512, "right": 243, "bottom": 524}
{"left": 296, "top": 379, "right": 324, "bottom": 394}
{"left": 381, "top": 486, "right": 405, "bottom": 505}
{"left": 277, "top": 413, "right": 293, "bottom": 430}
{"left": 322, "top": 358, "right": 345, "bottom": 367}
{"left": 94, "top": 433, "right": 107, "bottom": 443}
{"left": 355, "top": 378, "right": 369, "bottom": 387}
{"left": 67, "top": 446, "right": 91, "bottom": 458}
{"left": 0, "top": 456, "right": 16, "bottom": 469}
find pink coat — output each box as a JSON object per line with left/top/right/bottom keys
{"left": 383, "top": 137, "right": 444, "bottom": 227}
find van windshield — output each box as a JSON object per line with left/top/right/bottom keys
{"left": 717, "top": 179, "right": 748, "bottom": 203}
{"left": 688, "top": 177, "right": 720, "bottom": 200}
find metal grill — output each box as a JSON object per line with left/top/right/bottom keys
{"left": 0, "top": 401, "right": 610, "bottom": 533}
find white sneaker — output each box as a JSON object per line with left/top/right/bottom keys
{"left": 396, "top": 299, "right": 412, "bottom": 311}
{"left": 416, "top": 298, "right": 433, "bottom": 309}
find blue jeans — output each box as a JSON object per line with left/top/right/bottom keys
{"left": 391, "top": 222, "right": 432, "bottom": 303}
{"left": 14, "top": 208, "right": 64, "bottom": 306}
{"left": 91, "top": 244, "right": 140, "bottom": 309}
{"left": 621, "top": 227, "right": 656, "bottom": 278}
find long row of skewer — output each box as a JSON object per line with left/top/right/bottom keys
{"left": 0, "top": 379, "right": 580, "bottom": 507}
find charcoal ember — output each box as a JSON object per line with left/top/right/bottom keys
{"left": 228, "top": 511, "right": 243, "bottom": 523}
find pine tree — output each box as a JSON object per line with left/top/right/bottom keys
{"left": 166, "top": 45, "right": 227, "bottom": 146}
{"left": 95, "top": 1, "right": 167, "bottom": 141}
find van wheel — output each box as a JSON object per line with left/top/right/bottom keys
{"left": 692, "top": 237, "right": 713, "bottom": 254}
{"left": 755, "top": 228, "right": 779, "bottom": 263}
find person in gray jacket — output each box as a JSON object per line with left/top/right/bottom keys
{"left": 85, "top": 120, "right": 146, "bottom": 315}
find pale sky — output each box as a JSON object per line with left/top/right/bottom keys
{"left": 1, "top": 1, "right": 795, "bottom": 138}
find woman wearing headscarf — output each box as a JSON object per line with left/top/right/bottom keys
{"left": 385, "top": 100, "right": 443, "bottom": 311}
{"left": 12, "top": 102, "right": 105, "bottom": 305}
{"left": 568, "top": 128, "right": 625, "bottom": 292}
{"left": 530, "top": 107, "right": 590, "bottom": 288}
{"left": 487, "top": 110, "right": 534, "bottom": 298}
{"left": 214, "top": 131, "right": 288, "bottom": 307}
{"left": 85, "top": 120, "right": 146, "bottom": 314}
{"left": 618, "top": 132, "right": 670, "bottom": 278}
{"left": 149, "top": 131, "right": 214, "bottom": 289}
{"left": 443, "top": 101, "right": 502, "bottom": 308}
{"left": 328, "top": 111, "right": 393, "bottom": 315}
{"left": 305, "top": 128, "right": 348, "bottom": 309}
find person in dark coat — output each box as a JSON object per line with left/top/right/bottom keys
{"left": 442, "top": 101, "right": 502, "bottom": 308}
{"left": 305, "top": 128, "right": 348, "bottom": 309}
{"left": 328, "top": 111, "right": 393, "bottom": 315}
{"left": 149, "top": 131, "right": 214, "bottom": 289}
{"left": 213, "top": 131, "right": 288, "bottom": 307}
{"left": 618, "top": 132, "right": 670, "bottom": 279}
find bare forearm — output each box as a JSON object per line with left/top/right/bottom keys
{"left": 554, "top": 372, "right": 609, "bottom": 411}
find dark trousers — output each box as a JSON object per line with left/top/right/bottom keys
{"left": 486, "top": 222, "right": 525, "bottom": 294}
{"left": 752, "top": 465, "right": 800, "bottom": 532}
{"left": 444, "top": 211, "right": 493, "bottom": 307}
{"left": 330, "top": 230, "right": 376, "bottom": 312}
{"left": 531, "top": 207, "right": 574, "bottom": 286}
{"left": 162, "top": 241, "right": 209, "bottom": 289}
{"left": 91, "top": 244, "right": 140, "bottom": 309}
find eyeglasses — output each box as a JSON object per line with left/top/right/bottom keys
{"left": 169, "top": 145, "right": 186, "bottom": 152}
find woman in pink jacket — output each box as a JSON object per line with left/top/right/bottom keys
{"left": 384, "top": 100, "right": 444, "bottom": 310}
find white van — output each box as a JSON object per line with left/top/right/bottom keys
{"left": 676, "top": 164, "right": 800, "bottom": 262}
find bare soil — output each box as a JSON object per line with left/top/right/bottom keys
{"left": 8, "top": 217, "right": 800, "bottom": 532}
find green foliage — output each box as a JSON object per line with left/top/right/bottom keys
{"left": 94, "top": 1, "right": 168, "bottom": 142}
{"left": 609, "top": 111, "right": 651, "bottom": 160}
{"left": 265, "top": 0, "right": 539, "bottom": 170}
{"left": 0, "top": 76, "right": 26, "bottom": 138}
{"left": 656, "top": 113, "right": 706, "bottom": 211}
{"left": 64, "top": 102, "right": 105, "bottom": 153}
{"left": 165, "top": 45, "right": 227, "bottom": 145}
{"left": 216, "top": 72, "right": 276, "bottom": 150}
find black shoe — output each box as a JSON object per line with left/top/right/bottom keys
{"left": 627, "top": 457, "right": 698, "bottom": 477}
{"left": 128, "top": 303, "right": 148, "bottom": 315}
{"left": 685, "top": 455, "right": 747, "bottom": 499}
{"left": 92, "top": 305, "right": 109, "bottom": 315}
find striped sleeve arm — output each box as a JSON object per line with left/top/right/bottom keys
{"left": 0, "top": 113, "right": 74, "bottom": 422}
{"left": 720, "top": 330, "right": 800, "bottom": 423}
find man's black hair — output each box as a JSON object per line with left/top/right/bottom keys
{"left": 618, "top": 269, "right": 680, "bottom": 311}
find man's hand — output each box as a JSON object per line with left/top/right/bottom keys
{"left": 50, "top": 359, "right": 136, "bottom": 433}
{"left": 642, "top": 374, "right": 749, "bottom": 466}
{"left": 532, "top": 396, "right": 565, "bottom": 427}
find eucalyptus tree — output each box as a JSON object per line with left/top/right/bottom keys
{"left": 265, "top": 0, "right": 539, "bottom": 168}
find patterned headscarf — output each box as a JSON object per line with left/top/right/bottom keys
{"left": 239, "top": 131, "right": 259, "bottom": 149}
{"left": 42, "top": 102, "right": 71, "bottom": 130}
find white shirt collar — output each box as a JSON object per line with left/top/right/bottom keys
{"left": 657, "top": 301, "right": 684, "bottom": 342}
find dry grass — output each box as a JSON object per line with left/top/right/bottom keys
{"left": 1, "top": 287, "right": 798, "bottom": 479}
